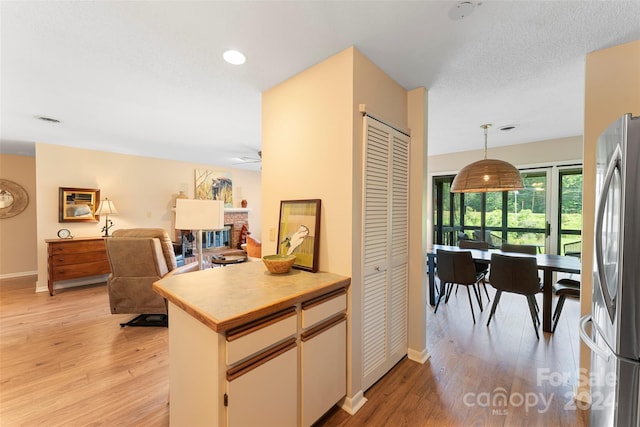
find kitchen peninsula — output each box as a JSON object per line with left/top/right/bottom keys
{"left": 153, "top": 261, "right": 351, "bottom": 427}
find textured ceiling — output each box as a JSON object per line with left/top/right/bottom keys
{"left": 2, "top": 1, "right": 639, "bottom": 171}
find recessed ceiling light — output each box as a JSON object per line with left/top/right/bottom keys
{"left": 35, "top": 116, "right": 61, "bottom": 124}
{"left": 498, "top": 124, "right": 518, "bottom": 132}
{"left": 223, "top": 50, "right": 246, "bottom": 65}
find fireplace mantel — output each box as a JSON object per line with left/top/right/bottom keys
{"left": 224, "top": 208, "right": 251, "bottom": 213}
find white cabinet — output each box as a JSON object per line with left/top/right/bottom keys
{"left": 165, "top": 285, "right": 348, "bottom": 427}
{"left": 300, "top": 289, "right": 348, "bottom": 426}
{"left": 301, "top": 315, "right": 346, "bottom": 426}
{"left": 225, "top": 309, "right": 298, "bottom": 427}
{"left": 227, "top": 340, "right": 298, "bottom": 427}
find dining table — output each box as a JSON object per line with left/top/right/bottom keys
{"left": 427, "top": 244, "right": 581, "bottom": 333}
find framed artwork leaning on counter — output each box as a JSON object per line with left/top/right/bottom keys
{"left": 277, "top": 199, "right": 321, "bottom": 272}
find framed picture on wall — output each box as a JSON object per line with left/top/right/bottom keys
{"left": 194, "top": 169, "right": 233, "bottom": 207}
{"left": 277, "top": 199, "right": 321, "bottom": 272}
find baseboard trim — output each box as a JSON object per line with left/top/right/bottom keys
{"left": 407, "top": 347, "right": 431, "bottom": 364}
{"left": 338, "top": 390, "right": 368, "bottom": 415}
{"left": 0, "top": 271, "right": 37, "bottom": 280}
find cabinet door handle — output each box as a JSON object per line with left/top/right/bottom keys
{"left": 301, "top": 314, "right": 346, "bottom": 342}
{"left": 374, "top": 266, "right": 380, "bottom": 271}
{"left": 226, "top": 338, "right": 297, "bottom": 381}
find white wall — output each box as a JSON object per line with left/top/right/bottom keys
{"left": 35, "top": 143, "right": 261, "bottom": 293}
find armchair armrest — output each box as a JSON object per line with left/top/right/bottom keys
{"left": 165, "top": 262, "right": 199, "bottom": 277}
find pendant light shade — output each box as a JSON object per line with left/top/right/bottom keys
{"left": 451, "top": 124, "right": 524, "bottom": 193}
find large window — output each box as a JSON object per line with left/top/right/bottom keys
{"left": 505, "top": 171, "right": 547, "bottom": 250}
{"left": 433, "top": 165, "right": 582, "bottom": 255}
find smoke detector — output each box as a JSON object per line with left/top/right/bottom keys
{"left": 449, "top": 2, "right": 481, "bottom": 21}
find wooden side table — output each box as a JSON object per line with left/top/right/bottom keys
{"left": 46, "top": 237, "right": 111, "bottom": 295}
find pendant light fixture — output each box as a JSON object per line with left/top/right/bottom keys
{"left": 450, "top": 124, "right": 524, "bottom": 193}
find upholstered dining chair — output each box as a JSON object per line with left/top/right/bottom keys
{"left": 434, "top": 249, "right": 485, "bottom": 324}
{"left": 499, "top": 242, "right": 541, "bottom": 304}
{"left": 552, "top": 278, "right": 581, "bottom": 332}
{"left": 486, "top": 253, "right": 543, "bottom": 339}
{"left": 501, "top": 243, "right": 538, "bottom": 255}
{"left": 458, "top": 240, "right": 491, "bottom": 304}
{"left": 105, "top": 228, "right": 198, "bottom": 327}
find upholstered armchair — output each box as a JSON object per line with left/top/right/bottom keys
{"left": 105, "top": 228, "right": 198, "bottom": 326}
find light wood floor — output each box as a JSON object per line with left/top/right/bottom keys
{"left": 1, "top": 276, "right": 588, "bottom": 426}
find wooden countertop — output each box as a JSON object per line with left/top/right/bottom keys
{"left": 153, "top": 261, "right": 351, "bottom": 333}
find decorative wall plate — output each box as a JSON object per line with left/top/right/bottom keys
{"left": 0, "top": 179, "right": 29, "bottom": 219}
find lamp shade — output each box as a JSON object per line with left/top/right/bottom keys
{"left": 450, "top": 158, "right": 524, "bottom": 193}
{"left": 175, "top": 199, "right": 225, "bottom": 230}
{"left": 96, "top": 198, "right": 118, "bottom": 215}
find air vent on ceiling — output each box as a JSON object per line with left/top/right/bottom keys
{"left": 35, "top": 116, "right": 61, "bottom": 124}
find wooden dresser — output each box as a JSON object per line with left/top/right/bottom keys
{"left": 46, "top": 237, "right": 111, "bottom": 295}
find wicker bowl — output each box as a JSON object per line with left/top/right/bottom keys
{"left": 262, "top": 254, "right": 296, "bottom": 274}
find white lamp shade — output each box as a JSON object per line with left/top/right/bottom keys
{"left": 96, "top": 198, "right": 118, "bottom": 215}
{"left": 175, "top": 199, "right": 225, "bottom": 230}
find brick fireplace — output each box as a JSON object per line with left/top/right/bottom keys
{"left": 224, "top": 208, "right": 250, "bottom": 249}
{"left": 175, "top": 208, "right": 251, "bottom": 263}
{"left": 174, "top": 208, "right": 250, "bottom": 248}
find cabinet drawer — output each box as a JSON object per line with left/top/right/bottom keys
{"left": 301, "top": 288, "right": 347, "bottom": 329}
{"left": 51, "top": 260, "right": 111, "bottom": 281}
{"left": 49, "top": 239, "right": 106, "bottom": 255}
{"left": 226, "top": 308, "right": 297, "bottom": 365}
{"left": 51, "top": 251, "right": 109, "bottom": 266}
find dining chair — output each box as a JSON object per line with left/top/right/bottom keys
{"left": 501, "top": 243, "right": 538, "bottom": 255}
{"left": 486, "top": 253, "right": 543, "bottom": 339}
{"left": 434, "top": 249, "right": 485, "bottom": 324}
{"left": 563, "top": 241, "right": 582, "bottom": 259}
{"left": 458, "top": 240, "right": 491, "bottom": 303}
{"left": 551, "top": 278, "right": 581, "bottom": 332}
{"left": 499, "top": 243, "right": 541, "bottom": 311}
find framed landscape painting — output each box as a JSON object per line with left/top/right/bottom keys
{"left": 277, "top": 199, "right": 321, "bottom": 272}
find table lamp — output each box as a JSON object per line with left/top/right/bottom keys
{"left": 175, "top": 199, "right": 225, "bottom": 270}
{"left": 96, "top": 198, "right": 119, "bottom": 237}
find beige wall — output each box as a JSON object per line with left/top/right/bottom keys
{"left": 262, "top": 46, "right": 427, "bottom": 412}
{"left": 578, "top": 40, "right": 640, "bottom": 401}
{"left": 0, "top": 154, "right": 38, "bottom": 277}
{"left": 407, "top": 87, "right": 429, "bottom": 363}
{"left": 263, "top": 46, "right": 359, "bottom": 404}
{"left": 262, "top": 47, "right": 354, "bottom": 270}
{"left": 33, "top": 143, "right": 261, "bottom": 292}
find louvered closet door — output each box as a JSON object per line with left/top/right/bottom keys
{"left": 362, "top": 116, "right": 409, "bottom": 391}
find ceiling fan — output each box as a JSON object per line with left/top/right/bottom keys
{"left": 234, "top": 150, "right": 262, "bottom": 166}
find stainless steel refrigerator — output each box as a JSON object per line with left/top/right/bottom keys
{"left": 580, "top": 113, "right": 640, "bottom": 426}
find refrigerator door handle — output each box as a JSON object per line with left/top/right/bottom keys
{"left": 594, "top": 145, "right": 622, "bottom": 323}
{"left": 579, "top": 315, "right": 610, "bottom": 362}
